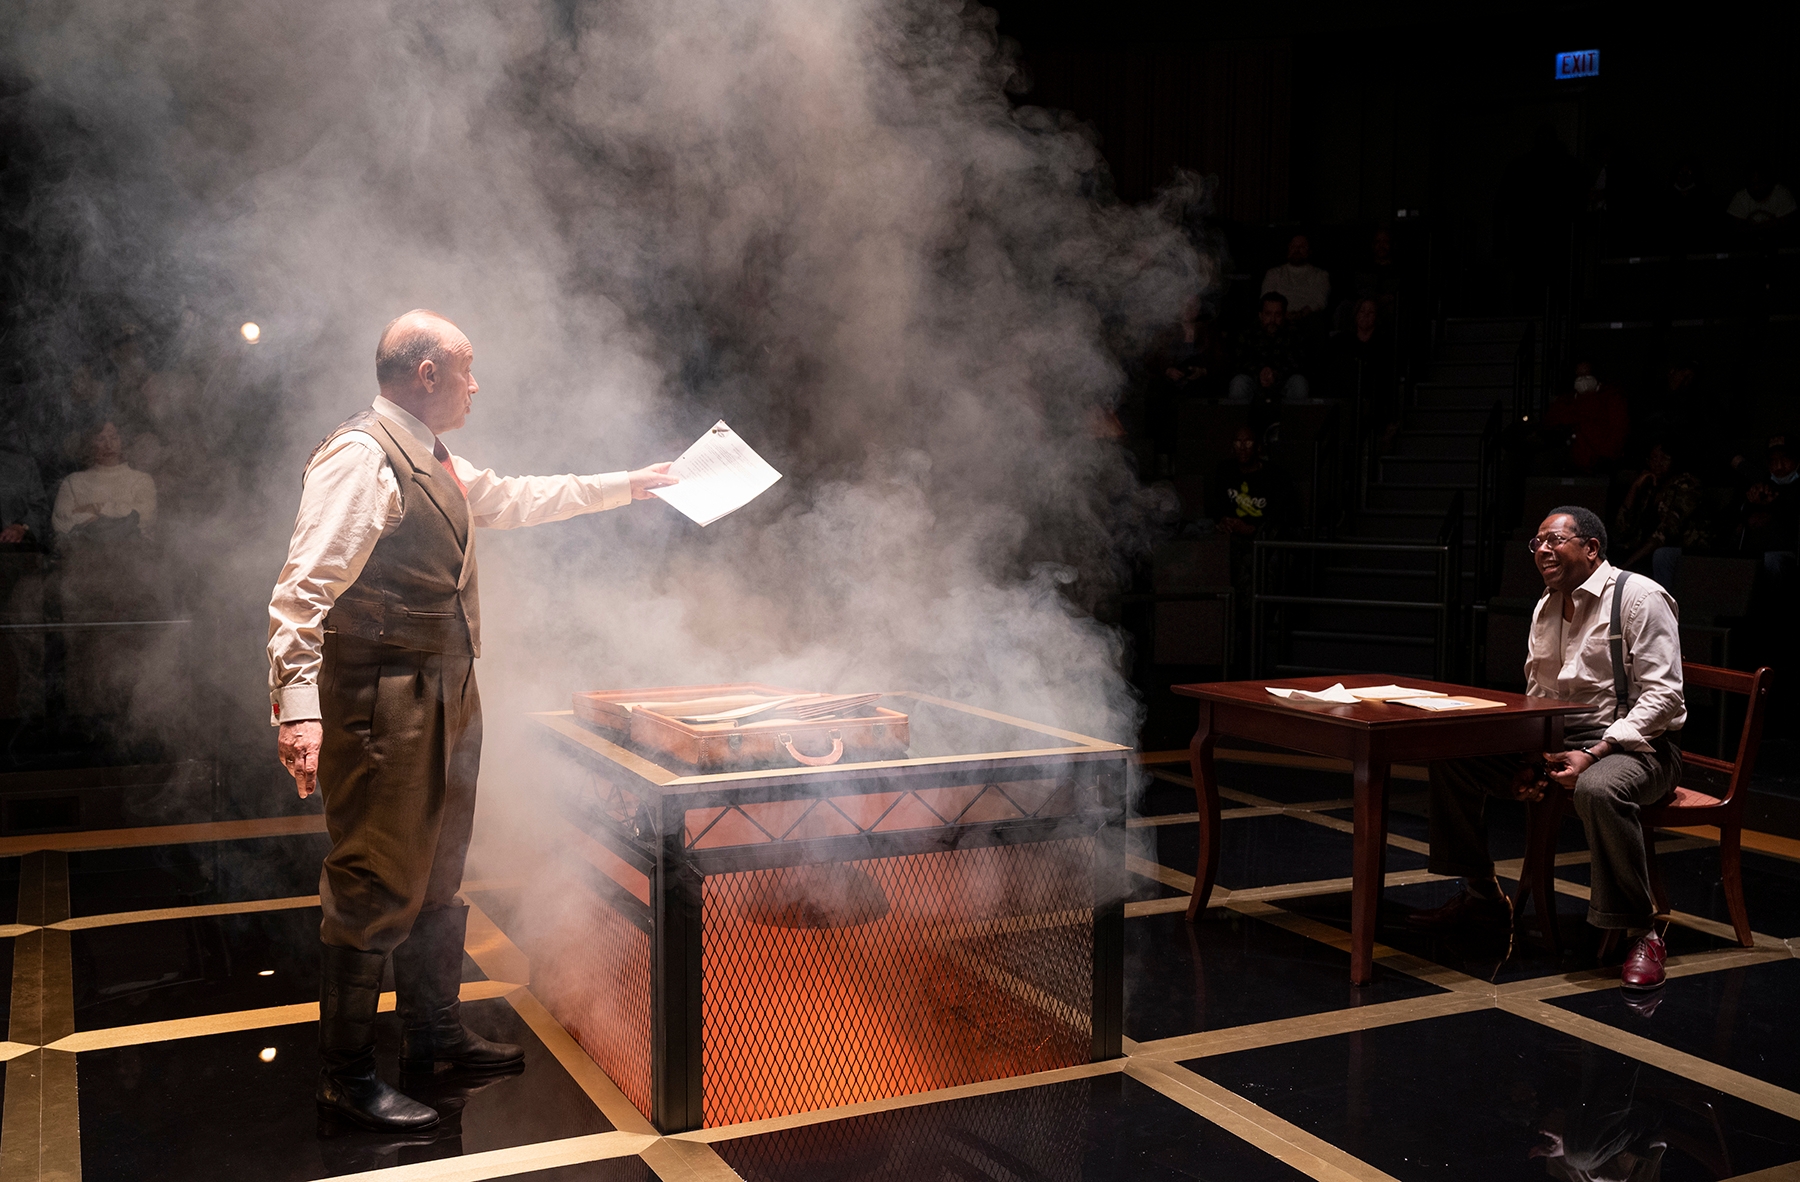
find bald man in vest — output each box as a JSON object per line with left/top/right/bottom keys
{"left": 268, "top": 310, "right": 676, "bottom": 1131}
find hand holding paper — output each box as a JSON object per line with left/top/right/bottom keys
{"left": 651, "top": 421, "right": 783, "bottom": 526}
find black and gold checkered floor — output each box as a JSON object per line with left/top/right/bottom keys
{"left": 5, "top": 750, "right": 1800, "bottom": 1181}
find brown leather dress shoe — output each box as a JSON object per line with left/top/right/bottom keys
{"left": 1619, "top": 931, "right": 1667, "bottom": 991}
{"left": 1405, "top": 890, "right": 1512, "bottom": 932}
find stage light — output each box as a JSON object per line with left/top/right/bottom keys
{"left": 258, "top": 969, "right": 274, "bottom": 976}
{"left": 241, "top": 322, "right": 262, "bottom": 343}
{"left": 259, "top": 1047, "right": 278, "bottom": 1062}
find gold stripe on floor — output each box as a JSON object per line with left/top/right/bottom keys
{"left": 1, "top": 851, "right": 77, "bottom": 1182}
{"left": 1132, "top": 991, "right": 1491, "bottom": 1063}
{"left": 50, "top": 894, "right": 320, "bottom": 931}
{"left": 47, "top": 980, "right": 519, "bottom": 1053}
{"left": 639, "top": 1138, "right": 749, "bottom": 1181}
{"left": 1500, "top": 996, "right": 1800, "bottom": 1120}
{"left": 1719, "top": 1162, "right": 1800, "bottom": 1181}
{"left": 313, "top": 1130, "right": 658, "bottom": 1182}
{"left": 674, "top": 1057, "right": 1127, "bottom": 1144}
{"left": 1127, "top": 1059, "right": 1400, "bottom": 1182}
{"left": 0, "top": 812, "right": 327, "bottom": 857}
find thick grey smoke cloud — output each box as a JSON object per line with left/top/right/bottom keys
{"left": 2, "top": 0, "right": 1208, "bottom": 819}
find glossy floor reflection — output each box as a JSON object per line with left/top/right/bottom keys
{"left": 1152, "top": 813, "right": 1429, "bottom": 891}
{"left": 1125, "top": 909, "right": 1441, "bottom": 1043}
{"left": 1192, "top": 1008, "right": 1800, "bottom": 1181}
{"left": 19, "top": 752, "right": 1800, "bottom": 1182}
{"left": 1552, "top": 957, "right": 1800, "bottom": 1093}
{"left": 70, "top": 906, "right": 487, "bottom": 1029}
{"left": 67, "top": 833, "right": 332, "bottom": 916}
{"left": 714, "top": 1073, "right": 1313, "bottom": 1182}
{"left": 76, "top": 998, "right": 610, "bottom": 1182}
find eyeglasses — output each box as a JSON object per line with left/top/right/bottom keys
{"left": 1527, "top": 532, "right": 1589, "bottom": 553}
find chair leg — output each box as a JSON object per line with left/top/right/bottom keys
{"left": 1718, "top": 826, "right": 1754, "bottom": 948}
{"left": 1641, "top": 816, "right": 1670, "bottom": 916}
{"left": 1515, "top": 791, "right": 1566, "bottom": 954}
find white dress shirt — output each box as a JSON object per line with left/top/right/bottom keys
{"left": 1525, "top": 561, "right": 1685, "bottom": 750}
{"left": 52, "top": 463, "right": 157, "bottom": 535}
{"left": 1259, "top": 263, "right": 1332, "bottom": 316}
{"left": 268, "top": 396, "right": 632, "bottom": 725}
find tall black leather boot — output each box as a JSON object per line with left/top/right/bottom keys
{"left": 393, "top": 904, "right": 524, "bottom": 1073}
{"left": 317, "top": 942, "right": 440, "bottom": 1131}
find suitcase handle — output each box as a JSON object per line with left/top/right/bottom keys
{"left": 778, "top": 729, "right": 844, "bottom": 767}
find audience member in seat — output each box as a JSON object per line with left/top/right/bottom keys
{"left": 1324, "top": 298, "right": 1394, "bottom": 417}
{"left": 51, "top": 421, "right": 157, "bottom": 544}
{"left": 1228, "top": 293, "right": 1308, "bottom": 404}
{"left": 1153, "top": 294, "right": 1224, "bottom": 397}
{"left": 1726, "top": 166, "right": 1796, "bottom": 232}
{"left": 1259, "top": 234, "right": 1331, "bottom": 325}
{"left": 1612, "top": 440, "right": 1707, "bottom": 585}
{"left": 1544, "top": 361, "right": 1629, "bottom": 474}
{"left": 1352, "top": 229, "right": 1401, "bottom": 319}
{"left": 0, "top": 447, "right": 48, "bottom": 548}
{"left": 1730, "top": 441, "right": 1800, "bottom": 572}
{"left": 1208, "top": 426, "right": 1289, "bottom": 660}
{"left": 1411, "top": 507, "right": 1684, "bottom": 992}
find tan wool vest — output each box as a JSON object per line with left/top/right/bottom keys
{"left": 311, "top": 409, "right": 481, "bottom": 656}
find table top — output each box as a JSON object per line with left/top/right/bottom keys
{"left": 536, "top": 691, "right": 1130, "bottom": 795}
{"left": 1172, "top": 675, "right": 1588, "bottom": 731}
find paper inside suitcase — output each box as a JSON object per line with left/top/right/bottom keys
{"left": 572, "top": 683, "right": 911, "bottom": 772}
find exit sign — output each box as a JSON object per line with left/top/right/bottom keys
{"left": 1555, "top": 50, "right": 1600, "bottom": 79}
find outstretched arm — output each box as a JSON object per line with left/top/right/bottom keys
{"left": 454, "top": 456, "right": 677, "bottom": 529}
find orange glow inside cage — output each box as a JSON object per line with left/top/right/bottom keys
{"left": 544, "top": 838, "right": 1095, "bottom": 1128}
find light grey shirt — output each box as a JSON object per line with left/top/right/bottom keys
{"left": 1525, "top": 561, "right": 1685, "bottom": 750}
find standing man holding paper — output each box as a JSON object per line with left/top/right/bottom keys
{"left": 267, "top": 310, "right": 678, "bottom": 1131}
{"left": 1409, "top": 507, "right": 1685, "bottom": 990}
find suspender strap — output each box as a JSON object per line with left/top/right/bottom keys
{"left": 1609, "top": 570, "right": 1632, "bottom": 721}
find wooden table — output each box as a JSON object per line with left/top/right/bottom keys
{"left": 1172, "top": 676, "right": 1588, "bottom": 983}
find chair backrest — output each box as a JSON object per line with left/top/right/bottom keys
{"left": 1671, "top": 556, "right": 1758, "bottom": 623}
{"left": 1677, "top": 661, "right": 1775, "bottom": 812}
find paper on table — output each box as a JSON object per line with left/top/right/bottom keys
{"left": 1267, "top": 682, "right": 1361, "bottom": 704}
{"left": 650, "top": 420, "right": 783, "bottom": 526}
{"left": 1392, "top": 695, "right": 1507, "bottom": 711}
{"left": 1348, "top": 684, "right": 1449, "bottom": 701}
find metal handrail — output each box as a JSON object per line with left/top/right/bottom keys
{"left": 0, "top": 618, "right": 193, "bottom": 634}
{"left": 1248, "top": 533, "right": 1459, "bottom": 679}
{"left": 1474, "top": 401, "right": 1504, "bottom": 596}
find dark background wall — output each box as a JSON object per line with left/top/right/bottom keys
{"left": 995, "top": 1, "right": 1799, "bottom": 311}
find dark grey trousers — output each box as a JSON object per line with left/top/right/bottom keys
{"left": 1428, "top": 733, "right": 1681, "bottom": 929}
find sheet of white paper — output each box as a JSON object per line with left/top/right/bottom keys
{"left": 1394, "top": 697, "right": 1476, "bottom": 711}
{"left": 650, "top": 420, "right": 783, "bottom": 527}
{"left": 1266, "top": 682, "right": 1361, "bottom": 704}
{"left": 1348, "top": 685, "right": 1448, "bottom": 701}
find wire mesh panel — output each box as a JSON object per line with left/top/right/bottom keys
{"left": 532, "top": 882, "right": 656, "bottom": 1118}
{"left": 699, "top": 839, "right": 1095, "bottom": 1127}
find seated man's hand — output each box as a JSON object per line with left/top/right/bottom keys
{"left": 278, "top": 720, "right": 323, "bottom": 799}
{"left": 1542, "top": 750, "right": 1595, "bottom": 790}
{"left": 629, "top": 462, "right": 679, "bottom": 500}
{"left": 1509, "top": 759, "right": 1551, "bottom": 802}
{"left": 0, "top": 523, "right": 26, "bottom": 544}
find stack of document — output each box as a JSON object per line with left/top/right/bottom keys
{"left": 1266, "top": 683, "right": 1453, "bottom": 705}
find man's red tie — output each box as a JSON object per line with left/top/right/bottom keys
{"left": 432, "top": 439, "right": 468, "bottom": 497}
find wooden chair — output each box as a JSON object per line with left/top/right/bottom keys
{"left": 1513, "top": 661, "right": 1773, "bottom": 952}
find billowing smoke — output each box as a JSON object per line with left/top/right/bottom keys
{"left": 2, "top": 0, "right": 1207, "bottom": 833}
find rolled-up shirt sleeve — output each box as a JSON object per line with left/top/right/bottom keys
{"left": 1603, "top": 585, "right": 1687, "bottom": 751}
{"left": 266, "top": 437, "right": 398, "bottom": 725}
{"left": 452, "top": 458, "right": 632, "bottom": 529}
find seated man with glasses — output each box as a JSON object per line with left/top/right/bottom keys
{"left": 1409, "top": 506, "right": 1686, "bottom": 989}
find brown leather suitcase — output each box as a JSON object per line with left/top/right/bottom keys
{"left": 572, "top": 684, "right": 910, "bottom": 772}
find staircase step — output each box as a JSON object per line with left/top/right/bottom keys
{"left": 1444, "top": 316, "right": 1538, "bottom": 344}
{"left": 1277, "top": 635, "right": 1441, "bottom": 677}
{"left": 1386, "top": 431, "right": 1484, "bottom": 458}
{"left": 1366, "top": 482, "right": 1478, "bottom": 511}
{"left": 1425, "top": 361, "right": 1515, "bottom": 384}
{"left": 1406, "top": 407, "right": 1498, "bottom": 431}
{"left": 1375, "top": 455, "right": 1482, "bottom": 485}
{"left": 1434, "top": 340, "right": 1524, "bottom": 364}
{"left": 1412, "top": 383, "right": 1510, "bottom": 410}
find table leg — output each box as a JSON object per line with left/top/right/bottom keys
{"left": 1349, "top": 758, "right": 1391, "bottom": 984}
{"left": 1185, "top": 703, "right": 1220, "bottom": 922}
